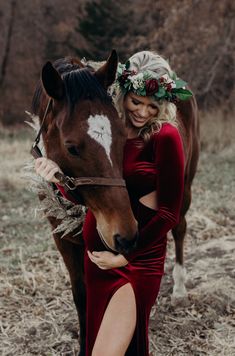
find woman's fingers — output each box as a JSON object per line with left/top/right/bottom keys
{"left": 92, "top": 251, "right": 102, "bottom": 257}
{"left": 34, "top": 157, "right": 62, "bottom": 182}
{"left": 35, "top": 158, "right": 46, "bottom": 173}
{"left": 45, "top": 167, "right": 60, "bottom": 183}
{"left": 41, "top": 164, "right": 57, "bottom": 178}
{"left": 87, "top": 251, "right": 107, "bottom": 269}
{"left": 35, "top": 158, "right": 45, "bottom": 172}
{"left": 87, "top": 251, "right": 99, "bottom": 263}
{"left": 39, "top": 166, "right": 54, "bottom": 181}
{"left": 87, "top": 250, "right": 95, "bottom": 261}
{"left": 87, "top": 251, "right": 117, "bottom": 270}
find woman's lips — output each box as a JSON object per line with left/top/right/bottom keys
{"left": 130, "top": 113, "right": 146, "bottom": 124}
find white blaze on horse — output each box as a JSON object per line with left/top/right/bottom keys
{"left": 87, "top": 114, "right": 113, "bottom": 166}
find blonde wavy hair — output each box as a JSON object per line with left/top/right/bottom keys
{"left": 112, "top": 51, "right": 178, "bottom": 141}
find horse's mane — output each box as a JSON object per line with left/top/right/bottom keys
{"left": 32, "top": 57, "right": 111, "bottom": 114}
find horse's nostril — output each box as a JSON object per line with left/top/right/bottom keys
{"left": 114, "top": 233, "right": 138, "bottom": 254}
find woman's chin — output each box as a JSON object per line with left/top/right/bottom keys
{"left": 129, "top": 117, "right": 148, "bottom": 128}
{"left": 126, "top": 112, "right": 152, "bottom": 129}
{"left": 132, "top": 120, "right": 147, "bottom": 128}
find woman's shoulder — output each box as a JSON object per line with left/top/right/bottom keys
{"left": 150, "top": 123, "right": 184, "bottom": 159}
{"left": 151, "top": 123, "right": 181, "bottom": 142}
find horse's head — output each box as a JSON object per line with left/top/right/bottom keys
{"left": 32, "top": 50, "right": 138, "bottom": 254}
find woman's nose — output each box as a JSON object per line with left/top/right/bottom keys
{"left": 138, "top": 106, "right": 149, "bottom": 118}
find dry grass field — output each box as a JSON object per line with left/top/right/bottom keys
{"left": 0, "top": 114, "right": 235, "bottom": 355}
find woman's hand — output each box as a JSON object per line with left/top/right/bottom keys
{"left": 34, "top": 157, "right": 62, "bottom": 183}
{"left": 87, "top": 250, "right": 128, "bottom": 270}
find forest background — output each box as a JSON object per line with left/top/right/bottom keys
{"left": 0, "top": 0, "right": 234, "bottom": 125}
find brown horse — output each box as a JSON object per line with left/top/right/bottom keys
{"left": 31, "top": 50, "right": 138, "bottom": 355}
{"left": 31, "top": 50, "right": 199, "bottom": 353}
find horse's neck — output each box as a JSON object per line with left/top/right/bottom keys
{"left": 176, "top": 96, "right": 199, "bottom": 169}
{"left": 176, "top": 110, "right": 188, "bottom": 155}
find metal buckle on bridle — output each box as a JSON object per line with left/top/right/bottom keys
{"left": 63, "top": 177, "right": 77, "bottom": 191}
{"left": 63, "top": 177, "right": 94, "bottom": 190}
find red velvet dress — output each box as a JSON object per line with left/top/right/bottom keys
{"left": 58, "top": 123, "right": 184, "bottom": 355}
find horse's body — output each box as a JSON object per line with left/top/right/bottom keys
{"left": 172, "top": 97, "right": 200, "bottom": 304}
{"left": 31, "top": 52, "right": 199, "bottom": 354}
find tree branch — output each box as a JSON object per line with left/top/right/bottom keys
{"left": 0, "top": 0, "right": 16, "bottom": 88}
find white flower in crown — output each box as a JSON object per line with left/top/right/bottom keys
{"left": 161, "top": 73, "right": 171, "bottom": 83}
{"left": 160, "top": 73, "right": 177, "bottom": 89}
{"left": 134, "top": 72, "right": 144, "bottom": 80}
{"left": 130, "top": 73, "right": 145, "bottom": 90}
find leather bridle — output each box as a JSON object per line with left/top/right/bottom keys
{"left": 30, "top": 98, "right": 126, "bottom": 193}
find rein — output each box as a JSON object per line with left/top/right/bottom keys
{"left": 30, "top": 98, "right": 126, "bottom": 192}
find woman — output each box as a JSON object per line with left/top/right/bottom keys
{"left": 35, "top": 51, "right": 191, "bottom": 355}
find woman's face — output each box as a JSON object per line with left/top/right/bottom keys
{"left": 123, "top": 92, "right": 159, "bottom": 129}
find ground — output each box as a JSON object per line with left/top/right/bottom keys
{"left": 0, "top": 124, "right": 234, "bottom": 355}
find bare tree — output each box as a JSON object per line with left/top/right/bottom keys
{"left": 0, "top": 0, "right": 16, "bottom": 88}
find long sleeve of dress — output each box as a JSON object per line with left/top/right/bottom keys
{"left": 124, "top": 125, "right": 185, "bottom": 261}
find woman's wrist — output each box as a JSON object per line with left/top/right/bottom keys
{"left": 114, "top": 254, "right": 128, "bottom": 267}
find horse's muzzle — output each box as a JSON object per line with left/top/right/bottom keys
{"left": 114, "top": 232, "right": 139, "bottom": 255}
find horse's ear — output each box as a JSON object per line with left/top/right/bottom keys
{"left": 41, "top": 62, "right": 65, "bottom": 100}
{"left": 95, "top": 50, "right": 118, "bottom": 89}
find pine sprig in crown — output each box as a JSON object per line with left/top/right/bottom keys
{"left": 116, "top": 60, "right": 193, "bottom": 102}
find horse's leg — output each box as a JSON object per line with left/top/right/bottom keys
{"left": 171, "top": 183, "right": 191, "bottom": 305}
{"left": 52, "top": 228, "right": 86, "bottom": 356}
{"left": 171, "top": 216, "right": 188, "bottom": 304}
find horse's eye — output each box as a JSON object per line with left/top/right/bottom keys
{"left": 66, "top": 145, "right": 80, "bottom": 157}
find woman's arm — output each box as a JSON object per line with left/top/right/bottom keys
{"left": 124, "top": 125, "right": 185, "bottom": 261}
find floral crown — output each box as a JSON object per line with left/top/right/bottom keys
{"left": 116, "top": 60, "right": 193, "bottom": 102}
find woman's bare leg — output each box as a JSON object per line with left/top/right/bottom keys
{"left": 92, "top": 283, "right": 136, "bottom": 356}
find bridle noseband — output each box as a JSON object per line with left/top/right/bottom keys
{"left": 30, "top": 98, "right": 126, "bottom": 193}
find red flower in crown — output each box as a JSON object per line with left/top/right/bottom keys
{"left": 118, "top": 70, "right": 137, "bottom": 86}
{"left": 145, "top": 79, "right": 159, "bottom": 96}
{"left": 166, "top": 83, "right": 172, "bottom": 91}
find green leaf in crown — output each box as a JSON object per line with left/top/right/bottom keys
{"left": 117, "top": 63, "right": 125, "bottom": 75}
{"left": 156, "top": 86, "right": 166, "bottom": 98}
{"left": 138, "top": 87, "right": 146, "bottom": 96}
{"left": 171, "top": 71, "right": 177, "bottom": 81}
{"left": 172, "top": 88, "right": 193, "bottom": 100}
{"left": 175, "top": 79, "right": 187, "bottom": 89}
{"left": 125, "top": 60, "right": 130, "bottom": 70}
